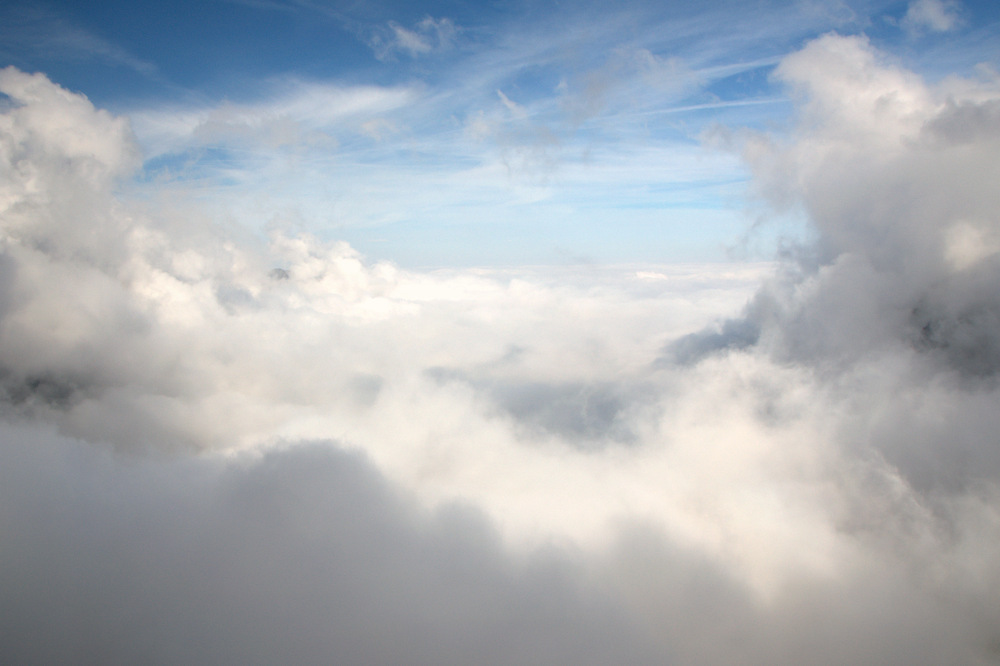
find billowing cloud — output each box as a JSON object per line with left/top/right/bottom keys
{"left": 2, "top": 29, "right": 1000, "bottom": 664}
{"left": 738, "top": 33, "right": 1000, "bottom": 378}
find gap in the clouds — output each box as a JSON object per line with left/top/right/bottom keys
{"left": 700, "top": 63, "right": 777, "bottom": 107}
{"left": 334, "top": 209, "right": 758, "bottom": 269}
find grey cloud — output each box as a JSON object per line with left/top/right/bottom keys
{"left": 924, "top": 97, "right": 1000, "bottom": 145}
{"left": 663, "top": 315, "right": 760, "bottom": 366}
{"left": 0, "top": 426, "right": 663, "bottom": 666}
{"left": 733, "top": 35, "right": 1000, "bottom": 373}
{"left": 492, "top": 380, "right": 635, "bottom": 444}
{"left": 909, "top": 271, "right": 1000, "bottom": 379}
{"left": 714, "top": 34, "right": 1000, "bottom": 502}
{"left": 0, "top": 370, "right": 90, "bottom": 411}
{"left": 427, "top": 367, "right": 642, "bottom": 446}
{"left": 349, "top": 372, "right": 384, "bottom": 407}
{"left": 2, "top": 426, "right": 997, "bottom": 665}
{"left": 215, "top": 283, "right": 261, "bottom": 313}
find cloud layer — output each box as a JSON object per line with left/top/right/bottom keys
{"left": 2, "top": 30, "right": 1000, "bottom": 663}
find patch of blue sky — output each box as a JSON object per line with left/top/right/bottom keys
{"left": 138, "top": 147, "right": 271, "bottom": 188}
{"left": 3, "top": 0, "right": 998, "bottom": 267}
{"left": 337, "top": 206, "right": 749, "bottom": 268}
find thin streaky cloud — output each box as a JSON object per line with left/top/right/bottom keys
{"left": 623, "top": 97, "right": 790, "bottom": 119}
{"left": 0, "top": 6, "right": 156, "bottom": 75}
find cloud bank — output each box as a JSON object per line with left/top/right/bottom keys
{"left": 2, "top": 30, "right": 1000, "bottom": 664}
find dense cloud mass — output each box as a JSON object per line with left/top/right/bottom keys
{"left": 2, "top": 33, "right": 1000, "bottom": 664}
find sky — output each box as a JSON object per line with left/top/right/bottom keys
{"left": 2, "top": 0, "right": 997, "bottom": 266}
{"left": 2, "top": 0, "right": 1000, "bottom": 664}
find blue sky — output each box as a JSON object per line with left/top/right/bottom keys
{"left": 2, "top": 0, "right": 999, "bottom": 266}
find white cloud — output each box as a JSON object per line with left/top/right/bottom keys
{"left": 902, "top": 0, "right": 962, "bottom": 35}
{"left": 2, "top": 33, "right": 1000, "bottom": 663}
{"left": 496, "top": 89, "right": 526, "bottom": 118}
{"left": 369, "top": 16, "right": 458, "bottom": 61}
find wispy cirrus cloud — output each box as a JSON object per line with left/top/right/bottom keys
{"left": 96, "top": 1, "right": 933, "bottom": 266}
{"left": 129, "top": 79, "right": 418, "bottom": 157}
{"left": 0, "top": 5, "right": 155, "bottom": 75}
{"left": 368, "top": 16, "right": 459, "bottom": 61}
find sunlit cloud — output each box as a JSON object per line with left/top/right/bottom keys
{"left": 2, "top": 1, "right": 1000, "bottom": 663}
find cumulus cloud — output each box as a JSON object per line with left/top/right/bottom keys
{"left": 737, "top": 34, "right": 1000, "bottom": 377}
{"left": 2, "top": 30, "right": 1000, "bottom": 664}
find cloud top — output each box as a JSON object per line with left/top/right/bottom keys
{"left": 2, "top": 31, "right": 1000, "bottom": 663}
